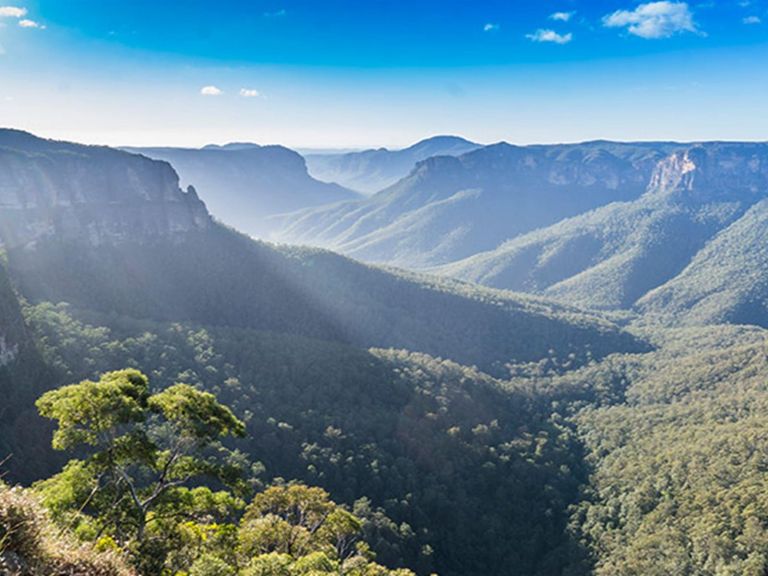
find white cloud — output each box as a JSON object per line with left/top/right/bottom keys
{"left": 483, "top": 22, "right": 500, "bottom": 32}
{"left": 603, "top": 2, "right": 698, "bottom": 39}
{"left": 526, "top": 29, "right": 573, "bottom": 44}
{"left": 263, "top": 9, "right": 286, "bottom": 18}
{"left": 550, "top": 11, "right": 575, "bottom": 22}
{"left": 743, "top": 15, "right": 761, "bottom": 24}
{"left": 0, "top": 6, "right": 26, "bottom": 18}
{"left": 239, "top": 88, "right": 260, "bottom": 98}
{"left": 18, "top": 19, "right": 44, "bottom": 29}
{"left": 200, "top": 85, "right": 223, "bottom": 96}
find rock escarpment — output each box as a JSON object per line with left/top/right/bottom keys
{"left": 0, "top": 129, "right": 211, "bottom": 249}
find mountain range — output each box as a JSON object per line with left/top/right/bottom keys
{"left": 278, "top": 141, "right": 679, "bottom": 266}
{"left": 0, "top": 129, "right": 655, "bottom": 576}
{"left": 277, "top": 139, "right": 768, "bottom": 329}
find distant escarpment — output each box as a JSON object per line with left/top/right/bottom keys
{"left": 126, "top": 143, "right": 359, "bottom": 238}
{"left": 277, "top": 141, "right": 679, "bottom": 267}
{"left": 0, "top": 129, "right": 210, "bottom": 249}
{"left": 439, "top": 143, "right": 768, "bottom": 323}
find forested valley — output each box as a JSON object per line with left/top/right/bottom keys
{"left": 2, "top": 130, "right": 768, "bottom": 576}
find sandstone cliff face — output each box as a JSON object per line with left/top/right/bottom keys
{"left": 125, "top": 144, "right": 358, "bottom": 238}
{"left": 0, "top": 130, "right": 211, "bottom": 249}
{"left": 647, "top": 143, "right": 768, "bottom": 203}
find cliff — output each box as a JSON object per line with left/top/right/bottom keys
{"left": 0, "top": 129, "right": 211, "bottom": 249}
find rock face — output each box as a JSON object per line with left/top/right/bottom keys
{"left": 126, "top": 144, "right": 358, "bottom": 238}
{"left": 0, "top": 130, "right": 211, "bottom": 249}
{"left": 646, "top": 143, "right": 768, "bottom": 203}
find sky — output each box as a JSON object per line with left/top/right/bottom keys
{"left": 0, "top": 0, "right": 766, "bottom": 148}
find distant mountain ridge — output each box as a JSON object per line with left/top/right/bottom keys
{"left": 436, "top": 142, "right": 768, "bottom": 325}
{"left": 126, "top": 143, "right": 359, "bottom": 237}
{"left": 304, "top": 135, "right": 482, "bottom": 194}
{"left": 279, "top": 138, "right": 768, "bottom": 330}
{"left": 279, "top": 141, "right": 680, "bottom": 267}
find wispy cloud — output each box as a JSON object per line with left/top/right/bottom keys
{"left": 239, "top": 88, "right": 260, "bottom": 98}
{"left": 526, "top": 29, "right": 573, "bottom": 44}
{"left": 743, "top": 15, "right": 761, "bottom": 24}
{"left": 550, "top": 11, "right": 575, "bottom": 22}
{"left": 200, "top": 86, "right": 223, "bottom": 96}
{"left": 18, "top": 19, "right": 44, "bottom": 29}
{"left": 0, "top": 6, "right": 26, "bottom": 18}
{"left": 264, "top": 9, "right": 286, "bottom": 18}
{"left": 603, "top": 2, "right": 698, "bottom": 39}
{"left": 483, "top": 22, "right": 500, "bottom": 32}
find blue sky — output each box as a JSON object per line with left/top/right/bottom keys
{"left": 0, "top": 0, "right": 766, "bottom": 147}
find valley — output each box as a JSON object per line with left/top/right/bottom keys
{"left": 1, "top": 129, "right": 767, "bottom": 576}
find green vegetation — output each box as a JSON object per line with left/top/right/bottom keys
{"left": 2, "top": 369, "right": 416, "bottom": 576}
{"left": 6, "top": 225, "right": 643, "bottom": 377}
{"left": 35, "top": 369, "right": 246, "bottom": 573}
{"left": 11, "top": 303, "right": 591, "bottom": 576}
{"left": 8, "top": 264, "right": 768, "bottom": 576}
{"left": 536, "top": 326, "right": 768, "bottom": 576}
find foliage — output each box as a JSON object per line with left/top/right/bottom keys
{"left": 34, "top": 369, "right": 246, "bottom": 573}
{"left": 552, "top": 326, "right": 768, "bottom": 576}
{"left": 18, "top": 304, "right": 590, "bottom": 576}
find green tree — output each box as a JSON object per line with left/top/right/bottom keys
{"left": 238, "top": 484, "right": 413, "bottom": 576}
{"left": 34, "top": 369, "right": 245, "bottom": 571}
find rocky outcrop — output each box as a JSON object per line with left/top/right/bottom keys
{"left": 125, "top": 144, "right": 358, "bottom": 238}
{"left": 647, "top": 143, "right": 768, "bottom": 202}
{"left": 0, "top": 130, "right": 211, "bottom": 249}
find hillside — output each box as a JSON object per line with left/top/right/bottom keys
{"left": 638, "top": 197, "right": 768, "bottom": 326}
{"left": 438, "top": 143, "right": 768, "bottom": 321}
{"left": 278, "top": 141, "right": 678, "bottom": 268}
{"left": 551, "top": 324, "right": 768, "bottom": 576}
{"left": 304, "top": 136, "right": 482, "bottom": 194}
{"left": 126, "top": 144, "right": 359, "bottom": 237}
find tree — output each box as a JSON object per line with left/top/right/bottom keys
{"left": 34, "top": 369, "right": 246, "bottom": 571}
{"left": 238, "top": 484, "right": 414, "bottom": 576}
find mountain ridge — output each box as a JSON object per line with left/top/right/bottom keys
{"left": 279, "top": 140, "right": 681, "bottom": 267}
{"left": 303, "top": 135, "right": 482, "bottom": 194}
{"left": 436, "top": 142, "right": 768, "bottom": 323}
